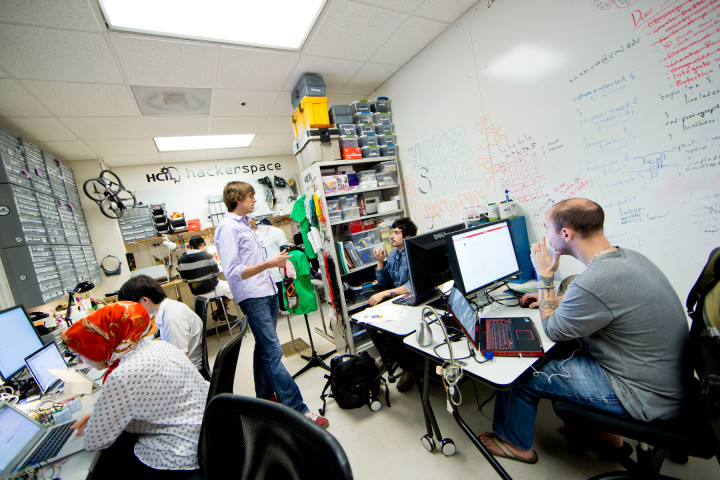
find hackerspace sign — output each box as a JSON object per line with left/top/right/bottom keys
{"left": 145, "top": 162, "right": 284, "bottom": 185}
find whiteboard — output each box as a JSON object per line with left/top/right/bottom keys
{"left": 378, "top": 0, "right": 720, "bottom": 302}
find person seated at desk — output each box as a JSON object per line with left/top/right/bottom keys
{"left": 118, "top": 275, "right": 204, "bottom": 371}
{"left": 479, "top": 198, "right": 689, "bottom": 464}
{"left": 177, "top": 235, "right": 235, "bottom": 321}
{"left": 368, "top": 217, "right": 417, "bottom": 393}
{"left": 368, "top": 217, "right": 417, "bottom": 306}
{"left": 64, "top": 302, "right": 208, "bottom": 479}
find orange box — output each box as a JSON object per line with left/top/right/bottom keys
{"left": 187, "top": 219, "right": 201, "bottom": 231}
{"left": 342, "top": 147, "right": 362, "bottom": 159}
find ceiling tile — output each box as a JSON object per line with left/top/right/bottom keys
{"left": 61, "top": 117, "right": 147, "bottom": 139}
{"left": 212, "top": 90, "right": 281, "bottom": 117}
{"left": 143, "top": 117, "right": 211, "bottom": 137}
{"left": 209, "top": 117, "right": 263, "bottom": 135}
{"left": 326, "top": 93, "right": 370, "bottom": 105}
{"left": 159, "top": 151, "right": 209, "bottom": 163}
{"left": 0, "top": 25, "right": 122, "bottom": 83}
{"left": 0, "top": 80, "right": 52, "bottom": 117}
{"left": 34, "top": 140, "right": 98, "bottom": 161}
{"left": 350, "top": 0, "right": 425, "bottom": 14}
{"left": 110, "top": 34, "right": 218, "bottom": 88}
{"left": 85, "top": 138, "right": 158, "bottom": 156}
{"left": 245, "top": 147, "right": 294, "bottom": 157}
{"left": 341, "top": 63, "right": 399, "bottom": 94}
{"left": 216, "top": 47, "right": 299, "bottom": 90}
{"left": 204, "top": 149, "right": 249, "bottom": 160}
{"left": 414, "top": 0, "right": 477, "bottom": 23}
{"left": 260, "top": 117, "right": 294, "bottom": 135}
{"left": 102, "top": 153, "right": 161, "bottom": 167}
{"left": 285, "top": 56, "right": 363, "bottom": 93}
{"left": 0, "top": 0, "right": 103, "bottom": 32}
{"left": 23, "top": 81, "right": 139, "bottom": 117}
{"left": 369, "top": 16, "right": 447, "bottom": 66}
{"left": 2, "top": 117, "right": 77, "bottom": 142}
{"left": 304, "top": 0, "right": 408, "bottom": 62}
{"left": 268, "top": 92, "right": 295, "bottom": 117}
{"left": 252, "top": 133, "right": 294, "bottom": 148}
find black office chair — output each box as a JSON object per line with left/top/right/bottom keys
{"left": 198, "top": 393, "right": 353, "bottom": 480}
{"left": 552, "top": 249, "right": 720, "bottom": 479}
{"left": 193, "top": 296, "right": 212, "bottom": 382}
{"left": 206, "top": 315, "right": 248, "bottom": 403}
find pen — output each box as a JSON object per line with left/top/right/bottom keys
{"left": 371, "top": 314, "right": 382, "bottom": 318}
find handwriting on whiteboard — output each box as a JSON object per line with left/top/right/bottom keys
{"left": 568, "top": 38, "right": 640, "bottom": 83}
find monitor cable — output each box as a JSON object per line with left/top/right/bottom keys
{"left": 420, "top": 306, "right": 464, "bottom": 409}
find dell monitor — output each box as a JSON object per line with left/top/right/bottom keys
{"left": 445, "top": 219, "right": 521, "bottom": 296}
{"left": 404, "top": 223, "right": 465, "bottom": 305}
{"left": 0, "top": 306, "right": 44, "bottom": 382}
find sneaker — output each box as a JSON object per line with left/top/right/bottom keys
{"left": 305, "top": 410, "right": 329, "bottom": 429}
{"left": 269, "top": 393, "right": 280, "bottom": 403}
{"left": 396, "top": 371, "right": 415, "bottom": 392}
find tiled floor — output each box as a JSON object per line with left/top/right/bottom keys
{"left": 207, "top": 309, "right": 718, "bottom": 480}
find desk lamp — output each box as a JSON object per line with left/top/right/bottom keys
{"left": 64, "top": 281, "right": 95, "bottom": 327}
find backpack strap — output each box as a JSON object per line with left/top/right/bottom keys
{"left": 319, "top": 374, "right": 332, "bottom": 416}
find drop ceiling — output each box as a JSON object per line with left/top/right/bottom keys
{"left": 0, "top": 0, "right": 477, "bottom": 167}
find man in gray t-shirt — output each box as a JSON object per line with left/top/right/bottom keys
{"left": 479, "top": 198, "right": 689, "bottom": 464}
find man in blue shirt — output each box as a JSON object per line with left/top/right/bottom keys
{"left": 367, "top": 218, "right": 418, "bottom": 392}
{"left": 368, "top": 218, "right": 417, "bottom": 306}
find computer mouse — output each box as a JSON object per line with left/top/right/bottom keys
{"left": 520, "top": 298, "right": 532, "bottom": 308}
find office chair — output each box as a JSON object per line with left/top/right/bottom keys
{"left": 198, "top": 393, "right": 353, "bottom": 480}
{"left": 206, "top": 315, "right": 248, "bottom": 404}
{"left": 177, "top": 262, "right": 239, "bottom": 339}
{"left": 193, "top": 296, "right": 212, "bottom": 381}
{"left": 552, "top": 250, "right": 720, "bottom": 479}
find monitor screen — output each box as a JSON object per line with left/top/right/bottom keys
{"left": 446, "top": 220, "right": 521, "bottom": 295}
{"left": 447, "top": 286, "right": 479, "bottom": 349}
{"left": 24, "top": 342, "right": 66, "bottom": 394}
{"left": 405, "top": 223, "right": 465, "bottom": 302}
{"left": 0, "top": 306, "right": 44, "bottom": 381}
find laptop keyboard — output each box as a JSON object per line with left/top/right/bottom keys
{"left": 24, "top": 423, "right": 73, "bottom": 466}
{"left": 485, "top": 318, "right": 517, "bottom": 351}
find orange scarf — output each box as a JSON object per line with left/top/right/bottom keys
{"left": 61, "top": 302, "right": 157, "bottom": 382}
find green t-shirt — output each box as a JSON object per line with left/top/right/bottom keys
{"left": 290, "top": 195, "right": 317, "bottom": 259}
{"left": 282, "top": 250, "right": 318, "bottom": 315}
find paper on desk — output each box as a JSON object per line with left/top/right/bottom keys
{"left": 356, "top": 304, "right": 403, "bottom": 323}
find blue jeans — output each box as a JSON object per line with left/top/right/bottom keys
{"left": 239, "top": 295, "right": 308, "bottom": 413}
{"left": 492, "top": 348, "right": 627, "bottom": 451}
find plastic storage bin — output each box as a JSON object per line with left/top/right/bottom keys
{"left": 326, "top": 198, "right": 340, "bottom": 211}
{"left": 376, "top": 171, "right": 398, "bottom": 186}
{"left": 380, "top": 145, "right": 397, "bottom": 157}
{"left": 345, "top": 228, "right": 380, "bottom": 248}
{"left": 361, "top": 146, "right": 380, "bottom": 158}
{"left": 356, "top": 124, "right": 375, "bottom": 136}
{"left": 339, "top": 195, "right": 358, "bottom": 209}
{"left": 353, "top": 112, "right": 374, "bottom": 124}
{"left": 377, "top": 134, "right": 396, "bottom": 146}
{"left": 357, "top": 170, "right": 376, "bottom": 182}
{"left": 339, "top": 137, "right": 359, "bottom": 149}
{"left": 341, "top": 207, "right": 361, "bottom": 220}
{"left": 337, "top": 124, "right": 357, "bottom": 136}
{"left": 357, "top": 242, "right": 384, "bottom": 265}
{"left": 359, "top": 135, "right": 379, "bottom": 148}
{"left": 372, "top": 112, "right": 391, "bottom": 123}
{"left": 291, "top": 73, "right": 325, "bottom": 109}
{"left": 328, "top": 210, "right": 342, "bottom": 223}
{"left": 376, "top": 161, "right": 397, "bottom": 173}
{"left": 371, "top": 97, "right": 390, "bottom": 112}
{"left": 345, "top": 282, "right": 378, "bottom": 303}
{"left": 342, "top": 147, "right": 362, "bottom": 160}
{"left": 349, "top": 100, "right": 371, "bottom": 114}
{"left": 292, "top": 96, "right": 331, "bottom": 137}
{"left": 374, "top": 123, "right": 394, "bottom": 135}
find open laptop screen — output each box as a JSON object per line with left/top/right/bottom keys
{"left": 25, "top": 342, "right": 67, "bottom": 394}
{"left": 446, "top": 287, "right": 479, "bottom": 350}
{"left": 0, "top": 403, "right": 43, "bottom": 473}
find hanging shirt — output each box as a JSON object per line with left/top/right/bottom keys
{"left": 255, "top": 224, "right": 288, "bottom": 283}
{"left": 290, "top": 195, "right": 317, "bottom": 259}
{"left": 282, "top": 250, "right": 318, "bottom": 315}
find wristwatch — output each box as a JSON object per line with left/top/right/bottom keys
{"left": 390, "top": 289, "right": 396, "bottom": 298}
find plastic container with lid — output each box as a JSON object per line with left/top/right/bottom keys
{"left": 341, "top": 207, "right": 361, "bottom": 220}
{"left": 349, "top": 100, "right": 371, "bottom": 115}
{"left": 380, "top": 145, "right": 397, "bottom": 157}
{"left": 376, "top": 161, "right": 397, "bottom": 173}
{"left": 353, "top": 112, "right": 374, "bottom": 124}
{"left": 374, "top": 123, "right": 394, "bottom": 135}
{"left": 371, "top": 97, "right": 390, "bottom": 113}
{"left": 375, "top": 171, "right": 398, "bottom": 186}
{"left": 337, "top": 124, "right": 357, "bottom": 136}
{"left": 345, "top": 282, "right": 378, "bottom": 303}
{"left": 344, "top": 228, "right": 380, "bottom": 248}
{"left": 361, "top": 146, "right": 380, "bottom": 158}
{"left": 339, "top": 195, "right": 358, "bottom": 209}
{"left": 372, "top": 112, "right": 391, "bottom": 123}
{"left": 326, "top": 198, "right": 340, "bottom": 211}
{"left": 339, "top": 137, "right": 359, "bottom": 149}
{"left": 356, "top": 124, "right": 375, "bottom": 136}
{"left": 377, "top": 134, "right": 396, "bottom": 146}
{"left": 359, "top": 135, "right": 379, "bottom": 148}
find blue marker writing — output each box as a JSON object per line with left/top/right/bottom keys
{"left": 505, "top": 189, "right": 510, "bottom": 202}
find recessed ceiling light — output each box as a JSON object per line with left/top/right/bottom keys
{"left": 99, "top": 0, "right": 326, "bottom": 50}
{"left": 155, "top": 134, "right": 254, "bottom": 152}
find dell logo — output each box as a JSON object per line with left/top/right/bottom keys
{"left": 433, "top": 232, "right": 446, "bottom": 240}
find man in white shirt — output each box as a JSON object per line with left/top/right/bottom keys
{"left": 118, "top": 275, "right": 203, "bottom": 370}
{"left": 254, "top": 217, "right": 289, "bottom": 310}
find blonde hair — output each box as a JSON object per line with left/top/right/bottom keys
{"left": 223, "top": 181, "right": 254, "bottom": 212}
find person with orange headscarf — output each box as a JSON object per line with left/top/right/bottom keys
{"left": 62, "top": 302, "right": 208, "bottom": 479}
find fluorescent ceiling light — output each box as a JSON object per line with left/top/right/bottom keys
{"left": 155, "top": 134, "right": 255, "bottom": 152}
{"left": 486, "top": 44, "right": 564, "bottom": 80}
{"left": 99, "top": 0, "right": 326, "bottom": 50}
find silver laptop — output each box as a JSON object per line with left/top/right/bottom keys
{"left": 24, "top": 342, "right": 67, "bottom": 395}
{"left": 0, "top": 402, "right": 85, "bottom": 477}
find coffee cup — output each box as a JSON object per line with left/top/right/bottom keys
{"left": 488, "top": 203, "right": 500, "bottom": 221}
{"left": 499, "top": 201, "right": 517, "bottom": 219}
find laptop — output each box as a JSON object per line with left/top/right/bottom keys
{"left": 0, "top": 402, "right": 85, "bottom": 477}
{"left": 24, "top": 342, "right": 68, "bottom": 395}
{"left": 446, "top": 287, "right": 544, "bottom": 357}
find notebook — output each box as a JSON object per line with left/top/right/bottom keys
{"left": 24, "top": 342, "right": 67, "bottom": 395}
{"left": 0, "top": 402, "right": 85, "bottom": 477}
{"left": 446, "top": 287, "right": 544, "bottom": 357}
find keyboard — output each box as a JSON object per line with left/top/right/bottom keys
{"left": 79, "top": 367, "right": 90, "bottom": 375}
{"left": 485, "top": 318, "right": 517, "bottom": 351}
{"left": 25, "top": 423, "right": 73, "bottom": 466}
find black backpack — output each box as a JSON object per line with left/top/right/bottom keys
{"left": 319, "top": 351, "right": 390, "bottom": 415}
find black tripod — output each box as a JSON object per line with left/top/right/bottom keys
{"left": 292, "top": 313, "right": 335, "bottom": 379}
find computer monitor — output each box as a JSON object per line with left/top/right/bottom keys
{"left": 24, "top": 342, "right": 67, "bottom": 394}
{"left": 0, "top": 306, "right": 44, "bottom": 382}
{"left": 405, "top": 223, "right": 465, "bottom": 305}
{"left": 445, "top": 219, "right": 521, "bottom": 296}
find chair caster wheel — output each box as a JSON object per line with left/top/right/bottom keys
{"left": 441, "top": 438, "right": 456, "bottom": 456}
{"left": 421, "top": 434, "right": 436, "bottom": 452}
{"left": 370, "top": 399, "right": 382, "bottom": 412}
